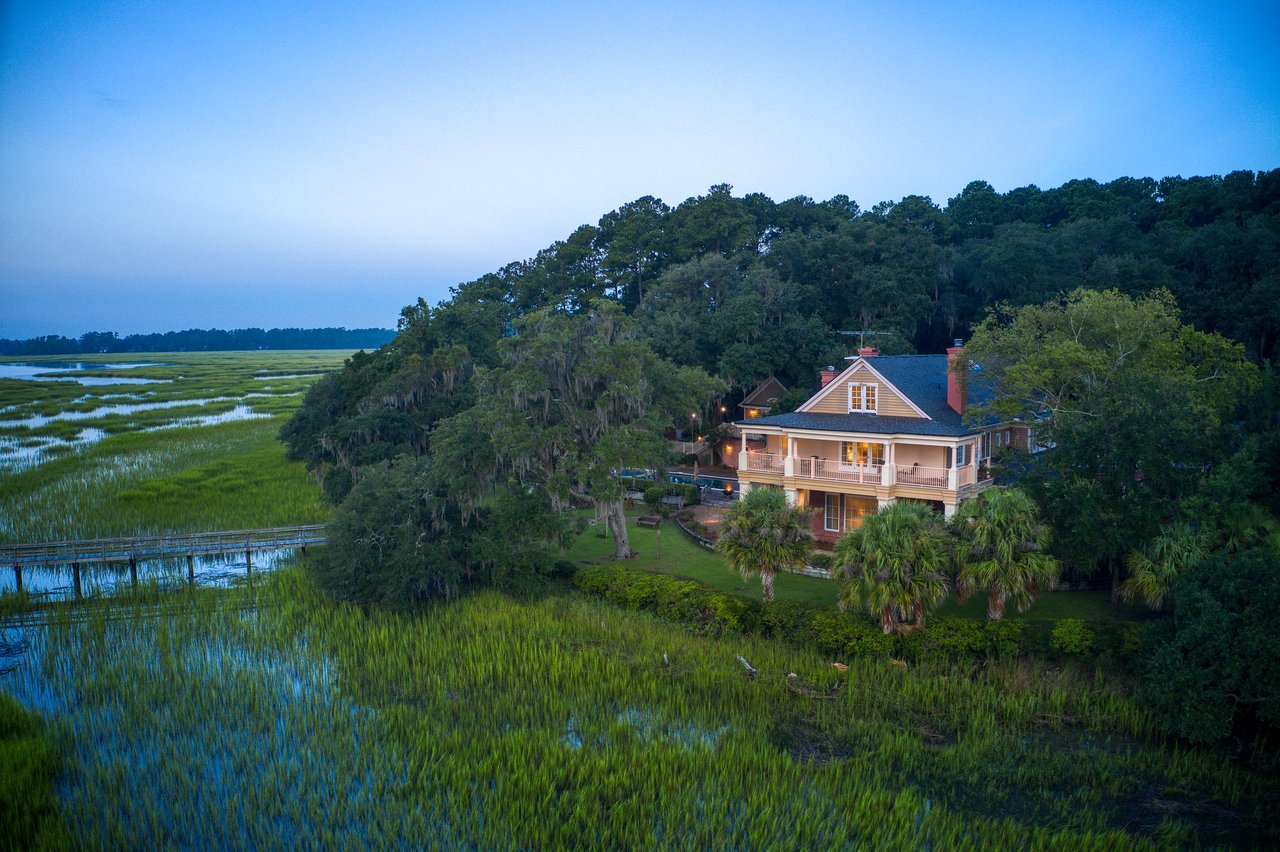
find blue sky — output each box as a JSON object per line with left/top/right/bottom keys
{"left": 2, "top": 0, "right": 1278, "bottom": 338}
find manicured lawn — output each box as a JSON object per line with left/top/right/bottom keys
{"left": 566, "top": 515, "right": 839, "bottom": 607}
{"left": 568, "top": 513, "right": 1147, "bottom": 622}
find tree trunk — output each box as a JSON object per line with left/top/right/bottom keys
{"left": 761, "top": 569, "right": 776, "bottom": 603}
{"left": 603, "top": 499, "right": 634, "bottom": 559}
{"left": 988, "top": 588, "right": 1005, "bottom": 620}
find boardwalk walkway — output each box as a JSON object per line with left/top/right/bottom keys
{"left": 0, "top": 525, "right": 327, "bottom": 595}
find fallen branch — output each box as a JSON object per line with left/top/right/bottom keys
{"left": 737, "top": 655, "right": 757, "bottom": 678}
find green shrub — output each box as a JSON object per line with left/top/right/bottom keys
{"left": 807, "top": 553, "right": 834, "bottom": 574}
{"left": 808, "top": 610, "right": 893, "bottom": 657}
{"left": 642, "top": 486, "right": 665, "bottom": 507}
{"left": 693, "top": 593, "right": 748, "bottom": 636}
{"left": 1049, "top": 618, "right": 1095, "bottom": 655}
{"left": 551, "top": 560, "right": 579, "bottom": 580}
{"left": 750, "top": 600, "right": 811, "bottom": 640}
{"left": 898, "top": 618, "right": 1026, "bottom": 660}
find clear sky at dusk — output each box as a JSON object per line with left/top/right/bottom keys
{"left": 2, "top": 0, "right": 1278, "bottom": 338}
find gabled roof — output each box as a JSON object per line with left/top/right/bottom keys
{"left": 798, "top": 357, "right": 930, "bottom": 418}
{"left": 740, "top": 376, "right": 787, "bottom": 409}
{"left": 736, "top": 354, "right": 995, "bottom": 437}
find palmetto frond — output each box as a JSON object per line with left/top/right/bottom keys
{"left": 715, "top": 487, "right": 812, "bottom": 603}
{"left": 1119, "top": 521, "right": 1205, "bottom": 610}
{"left": 952, "top": 487, "right": 1059, "bottom": 619}
{"left": 834, "top": 501, "right": 950, "bottom": 633}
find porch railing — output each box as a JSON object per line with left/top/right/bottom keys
{"left": 741, "top": 451, "right": 783, "bottom": 473}
{"left": 895, "top": 464, "right": 949, "bottom": 488}
{"left": 795, "top": 457, "right": 882, "bottom": 485}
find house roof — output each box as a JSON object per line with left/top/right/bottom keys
{"left": 740, "top": 376, "right": 787, "bottom": 409}
{"left": 742, "top": 410, "right": 974, "bottom": 437}
{"left": 737, "top": 354, "right": 995, "bottom": 437}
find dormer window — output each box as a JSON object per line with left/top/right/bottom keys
{"left": 848, "top": 382, "right": 878, "bottom": 413}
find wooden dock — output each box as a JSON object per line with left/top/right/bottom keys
{"left": 0, "top": 525, "right": 327, "bottom": 596}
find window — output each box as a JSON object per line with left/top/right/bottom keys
{"left": 842, "top": 441, "right": 885, "bottom": 466}
{"left": 848, "top": 382, "right": 878, "bottom": 413}
{"left": 980, "top": 431, "right": 991, "bottom": 459}
{"left": 844, "top": 496, "right": 874, "bottom": 530}
{"left": 824, "top": 494, "right": 840, "bottom": 532}
{"left": 745, "top": 408, "right": 760, "bottom": 419}
{"left": 956, "top": 443, "right": 971, "bottom": 467}
{"left": 859, "top": 442, "right": 885, "bottom": 466}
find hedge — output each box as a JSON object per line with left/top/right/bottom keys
{"left": 574, "top": 564, "right": 1142, "bottom": 662}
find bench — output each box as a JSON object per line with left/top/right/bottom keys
{"left": 637, "top": 516, "right": 662, "bottom": 528}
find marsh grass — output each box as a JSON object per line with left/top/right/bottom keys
{"left": 0, "top": 351, "right": 343, "bottom": 541}
{"left": 0, "top": 567, "right": 1273, "bottom": 848}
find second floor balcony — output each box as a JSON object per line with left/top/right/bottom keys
{"left": 740, "top": 447, "right": 986, "bottom": 494}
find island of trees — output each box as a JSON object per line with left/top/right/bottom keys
{"left": 281, "top": 173, "right": 1280, "bottom": 753}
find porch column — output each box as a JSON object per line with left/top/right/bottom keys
{"left": 877, "top": 497, "right": 896, "bottom": 510}
{"left": 784, "top": 488, "right": 798, "bottom": 506}
{"left": 943, "top": 501, "right": 958, "bottom": 519}
{"left": 947, "top": 467, "right": 958, "bottom": 490}
{"left": 783, "top": 456, "right": 795, "bottom": 477}
{"left": 739, "top": 481, "right": 753, "bottom": 497}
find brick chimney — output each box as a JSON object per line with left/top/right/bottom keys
{"left": 819, "top": 366, "right": 838, "bottom": 388}
{"left": 858, "top": 346, "right": 879, "bottom": 358}
{"left": 946, "top": 339, "right": 967, "bottom": 415}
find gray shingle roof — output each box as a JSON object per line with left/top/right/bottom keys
{"left": 739, "top": 410, "right": 975, "bottom": 437}
{"left": 735, "top": 354, "right": 993, "bottom": 437}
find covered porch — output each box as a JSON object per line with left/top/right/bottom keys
{"left": 737, "top": 432, "right": 987, "bottom": 494}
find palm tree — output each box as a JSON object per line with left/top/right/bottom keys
{"left": 834, "top": 500, "right": 951, "bottom": 634}
{"left": 1119, "top": 522, "right": 1206, "bottom": 610}
{"left": 952, "top": 488, "right": 1059, "bottom": 620}
{"left": 716, "top": 487, "right": 812, "bottom": 603}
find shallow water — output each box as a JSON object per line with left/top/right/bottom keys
{"left": 1, "top": 397, "right": 240, "bottom": 428}
{"left": 0, "top": 362, "right": 166, "bottom": 385}
{"left": 0, "top": 546, "right": 306, "bottom": 600}
{"left": 0, "top": 428, "right": 108, "bottom": 469}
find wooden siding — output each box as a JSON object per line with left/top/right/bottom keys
{"left": 804, "top": 364, "right": 921, "bottom": 417}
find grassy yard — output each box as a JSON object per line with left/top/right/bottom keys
{"left": 566, "top": 515, "right": 839, "bottom": 607}
{"left": 567, "top": 512, "right": 1145, "bottom": 622}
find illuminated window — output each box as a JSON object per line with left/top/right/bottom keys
{"left": 848, "top": 383, "right": 877, "bottom": 413}
{"left": 824, "top": 494, "right": 840, "bottom": 532}
{"left": 746, "top": 408, "right": 760, "bottom": 419}
{"left": 844, "top": 496, "right": 875, "bottom": 530}
{"left": 841, "top": 441, "right": 884, "bottom": 465}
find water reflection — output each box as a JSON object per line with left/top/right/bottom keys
{"left": 0, "top": 362, "right": 167, "bottom": 385}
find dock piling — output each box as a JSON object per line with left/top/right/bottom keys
{"left": 72, "top": 562, "right": 82, "bottom": 599}
{"left": 13, "top": 564, "right": 21, "bottom": 594}
{"left": 129, "top": 557, "right": 138, "bottom": 589}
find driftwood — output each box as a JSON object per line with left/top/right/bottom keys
{"left": 736, "top": 655, "right": 757, "bottom": 678}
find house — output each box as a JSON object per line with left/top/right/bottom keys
{"left": 739, "top": 376, "right": 788, "bottom": 421}
{"left": 734, "top": 342, "right": 1025, "bottom": 548}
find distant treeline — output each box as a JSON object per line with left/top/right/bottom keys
{"left": 0, "top": 327, "right": 397, "bottom": 355}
